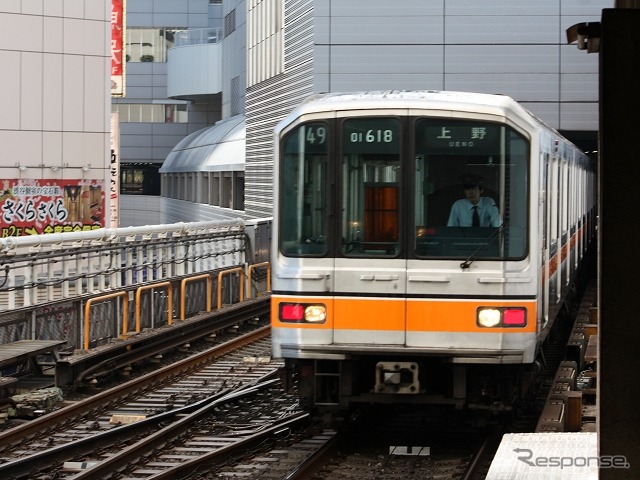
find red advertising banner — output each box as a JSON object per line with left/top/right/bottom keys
{"left": 0, "top": 179, "right": 105, "bottom": 237}
{"left": 111, "top": 0, "right": 125, "bottom": 97}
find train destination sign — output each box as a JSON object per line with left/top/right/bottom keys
{"left": 417, "top": 121, "right": 501, "bottom": 155}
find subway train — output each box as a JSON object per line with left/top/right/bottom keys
{"left": 270, "top": 90, "right": 596, "bottom": 415}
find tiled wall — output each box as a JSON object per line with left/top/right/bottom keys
{"left": 0, "top": 0, "right": 111, "bottom": 181}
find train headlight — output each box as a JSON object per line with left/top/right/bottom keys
{"left": 477, "top": 307, "right": 527, "bottom": 328}
{"left": 477, "top": 308, "right": 501, "bottom": 328}
{"left": 279, "top": 303, "right": 327, "bottom": 324}
{"left": 304, "top": 305, "right": 327, "bottom": 323}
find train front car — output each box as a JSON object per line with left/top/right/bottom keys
{"left": 271, "top": 91, "right": 586, "bottom": 416}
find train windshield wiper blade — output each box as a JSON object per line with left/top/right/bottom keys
{"left": 459, "top": 223, "right": 508, "bottom": 270}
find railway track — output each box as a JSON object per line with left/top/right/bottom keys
{"left": 58, "top": 379, "right": 309, "bottom": 479}
{"left": 288, "top": 407, "right": 502, "bottom": 480}
{"left": 0, "top": 326, "right": 286, "bottom": 477}
{"left": 0, "top": 326, "right": 498, "bottom": 480}
{"left": 0, "top": 280, "right": 596, "bottom": 479}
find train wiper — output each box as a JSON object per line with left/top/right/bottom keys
{"left": 459, "top": 222, "right": 508, "bottom": 270}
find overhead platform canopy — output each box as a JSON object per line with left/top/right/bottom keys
{"left": 160, "top": 115, "right": 245, "bottom": 173}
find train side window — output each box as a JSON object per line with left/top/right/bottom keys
{"left": 279, "top": 122, "right": 329, "bottom": 256}
{"left": 340, "top": 118, "right": 401, "bottom": 257}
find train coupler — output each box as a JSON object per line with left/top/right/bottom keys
{"left": 375, "top": 361, "right": 419, "bottom": 394}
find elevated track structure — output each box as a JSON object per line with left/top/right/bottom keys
{"left": 0, "top": 218, "right": 272, "bottom": 388}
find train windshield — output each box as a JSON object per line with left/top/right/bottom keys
{"left": 278, "top": 116, "right": 529, "bottom": 260}
{"left": 279, "top": 122, "right": 329, "bottom": 255}
{"left": 413, "top": 119, "right": 528, "bottom": 259}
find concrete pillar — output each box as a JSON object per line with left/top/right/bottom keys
{"left": 599, "top": 8, "right": 640, "bottom": 479}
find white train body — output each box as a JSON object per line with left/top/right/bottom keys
{"left": 270, "top": 91, "right": 596, "bottom": 410}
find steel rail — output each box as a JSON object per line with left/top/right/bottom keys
{"left": 0, "top": 323, "right": 271, "bottom": 449}
{"left": 146, "top": 413, "right": 310, "bottom": 480}
{"left": 0, "top": 389, "right": 235, "bottom": 478}
{"left": 71, "top": 378, "right": 305, "bottom": 479}
{"left": 460, "top": 426, "right": 505, "bottom": 480}
{"left": 282, "top": 430, "right": 341, "bottom": 480}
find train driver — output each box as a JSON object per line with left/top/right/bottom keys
{"left": 447, "top": 176, "right": 502, "bottom": 228}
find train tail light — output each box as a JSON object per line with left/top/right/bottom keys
{"left": 477, "top": 307, "right": 527, "bottom": 328}
{"left": 280, "top": 304, "right": 305, "bottom": 321}
{"left": 279, "top": 303, "right": 327, "bottom": 323}
{"left": 503, "top": 308, "right": 527, "bottom": 326}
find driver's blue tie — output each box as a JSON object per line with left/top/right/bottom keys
{"left": 472, "top": 206, "right": 480, "bottom": 227}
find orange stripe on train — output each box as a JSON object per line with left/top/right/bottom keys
{"left": 406, "top": 298, "right": 537, "bottom": 333}
{"left": 542, "top": 227, "right": 585, "bottom": 283}
{"left": 272, "top": 296, "right": 537, "bottom": 333}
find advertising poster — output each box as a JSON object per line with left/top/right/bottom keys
{"left": 0, "top": 179, "right": 105, "bottom": 237}
{"left": 111, "top": 0, "right": 125, "bottom": 97}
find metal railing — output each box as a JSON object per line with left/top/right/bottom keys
{"left": 0, "top": 219, "right": 272, "bottom": 351}
{"left": 0, "top": 220, "right": 245, "bottom": 312}
{"left": 173, "top": 27, "right": 223, "bottom": 47}
{"left": 84, "top": 292, "right": 129, "bottom": 350}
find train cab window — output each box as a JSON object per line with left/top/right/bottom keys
{"left": 279, "top": 122, "right": 329, "bottom": 256}
{"left": 413, "top": 119, "right": 529, "bottom": 260}
{"left": 340, "top": 118, "right": 401, "bottom": 257}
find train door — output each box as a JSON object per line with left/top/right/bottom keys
{"left": 333, "top": 117, "right": 407, "bottom": 345}
{"left": 557, "top": 157, "right": 566, "bottom": 302}
{"left": 541, "top": 153, "right": 551, "bottom": 330}
{"left": 564, "top": 159, "right": 573, "bottom": 283}
{"left": 548, "top": 152, "right": 560, "bottom": 311}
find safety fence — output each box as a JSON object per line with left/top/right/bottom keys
{"left": 0, "top": 219, "right": 272, "bottom": 351}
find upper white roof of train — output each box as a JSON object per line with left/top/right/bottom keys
{"left": 276, "top": 90, "right": 540, "bottom": 131}
{"left": 307, "top": 89, "right": 517, "bottom": 106}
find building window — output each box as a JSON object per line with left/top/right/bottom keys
{"left": 112, "top": 104, "right": 188, "bottom": 123}
{"left": 126, "top": 28, "right": 181, "bottom": 63}
{"left": 224, "top": 9, "right": 236, "bottom": 37}
{"left": 231, "top": 76, "right": 241, "bottom": 116}
{"left": 121, "top": 163, "right": 161, "bottom": 196}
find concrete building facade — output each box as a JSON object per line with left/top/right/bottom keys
{"left": 115, "top": 0, "right": 609, "bottom": 222}
{"left": 245, "top": 0, "right": 609, "bottom": 218}
{"left": 117, "top": 0, "right": 251, "bottom": 226}
{"left": 0, "top": 1, "right": 112, "bottom": 234}
{"left": 113, "top": 0, "right": 222, "bottom": 199}
{"left": 0, "top": 1, "right": 611, "bottom": 228}
{"left": 3, "top": 0, "right": 598, "bottom": 227}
